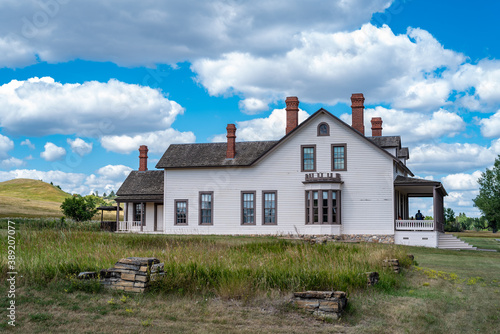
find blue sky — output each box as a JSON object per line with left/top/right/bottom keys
{"left": 0, "top": 0, "right": 499, "bottom": 217}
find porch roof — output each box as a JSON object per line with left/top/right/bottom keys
{"left": 394, "top": 176, "right": 447, "bottom": 197}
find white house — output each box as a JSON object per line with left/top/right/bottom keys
{"left": 115, "top": 94, "right": 475, "bottom": 249}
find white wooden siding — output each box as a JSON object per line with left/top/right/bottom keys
{"left": 164, "top": 113, "right": 395, "bottom": 235}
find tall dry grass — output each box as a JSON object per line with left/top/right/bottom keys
{"left": 0, "top": 227, "right": 411, "bottom": 298}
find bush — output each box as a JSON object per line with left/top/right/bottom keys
{"left": 60, "top": 195, "right": 102, "bottom": 222}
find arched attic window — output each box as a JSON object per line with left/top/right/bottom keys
{"left": 317, "top": 122, "right": 330, "bottom": 136}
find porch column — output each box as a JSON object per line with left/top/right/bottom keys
{"left": 115, "top": 201, "right": 120, "bottom": 231}
{"left": 433, "top": 187, "right": 444, "bottom": 232}
{"left": 141, "top": 202, "right": 144, "bottom": 232}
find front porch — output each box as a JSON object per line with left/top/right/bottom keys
{"left": 394, "top": 176, "right": 447, "bottom": 247}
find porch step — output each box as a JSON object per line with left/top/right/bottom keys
{"left": 438, "top": 233, "right": 477, "bottom": 250}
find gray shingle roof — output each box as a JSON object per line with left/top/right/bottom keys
{"left": 116, "top": 170, "right": 163, "bottom": 201}
{"left": 368, "top": 136, "right": 401, "bottom": 149}
{"left": 156, "top": 141, "right": 277, "bottom": 168}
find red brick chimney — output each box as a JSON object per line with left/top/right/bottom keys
{"left": 139, "top": 145, "right": 148, "bottom": 171}
{"left": 351, "top": 93, "right": 365, "bottom": 135}
{"left": 226, "top": 124, "right": 236, "bottom": 159}
{"left": 371, "top": 117, "right": 383, "bottom": 137}
{"left": 285, "top": 96, "right": 299, "bottom": 134}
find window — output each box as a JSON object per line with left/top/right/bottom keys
{"left": 317, "top": 122, "right": 330, "bottom": 136}
{"left": 241, "top": 191, "right": 256, "bottom": 225}
{"left": 305, "top": 190, "right": 340, "bottom": 224}
{"left": 175, "top": 200, "right": 188, "bottom": 225}
{"left": 199, "top": 192, "right": 213, "bottom": 225}
{"left": 134, "top": 203, "right": 143, "bottom": 223}
{"left": 263, "top": 191, "right": 277, "bottom": 225}
{"left": 332, "top": 144, "right": 347, "bottom": 171}
{"left": 301, "top": 145, "right": 316, "bottom": 172}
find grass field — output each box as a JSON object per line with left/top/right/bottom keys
{"left": 0, "top": 178, "right": 119, "bottom": 220}
{"left": 0, "top": 227, "right": 499, "bottom": 333}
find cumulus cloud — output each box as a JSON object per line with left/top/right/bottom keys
{"left": 40, "top": 142, "right": 66, "bottom": 161}
{"left": 408, "top": 138, "right": 500, "bottom": 174}
{"left": 67, "top": 138, "right": 93, "bottom": 156}
{"left": 441, "top": 171, "right": 482, "bottom": 191}
{"left": 0, "top": 77, "right": 186, "bottom": 137}
{"left": 340, "top": 107, "right": 465, "bottom": 143}
{"left": 96, "top": 165, "right": 133, "bottom": 180}
{"left": 0, "top": 1, "right": 391, "bottom": 68}
{"left": 211, "top": 108, "right": 310, "bottom": 142}
{"left": 21, "top": 139, "right": 35, "bottom": 149}
{"left": 193, "top": 24, "right": 465, "bottom": 112}
{"left": 100, "top": 128, "right": 195, "bottom": 154}
{"left": 0, "top": 157, "right": 25, "bottom": 169}
{"left": 0, "top": 134, "right": 14, "bottom": 159}
{"left": 479, "top": 110, "right": 500, "bottom": 137}
{"left": 0, "top": 164, "right": 135, "bottom": 195}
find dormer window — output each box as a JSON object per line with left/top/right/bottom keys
{"left": 317, "top": 122, "right": 330, "bottom": 136}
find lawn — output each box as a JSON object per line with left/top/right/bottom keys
{"left": 0, "top": 226, "right": 499, "bottom": 333}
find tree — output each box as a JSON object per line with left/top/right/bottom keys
{"left": 61, "top": 195, "right": 101, "bottom": 222}
{"left": 444, "top": 208, "right": 460, "bottom": 232}
{"left": 473, "top": 155, "right": 500, "bottom": 233}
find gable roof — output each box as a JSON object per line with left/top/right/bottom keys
{"left": 156, "top": 141, "right": 276, "bottom": 168}
{"left": 156, "top": 108, "right": 413, "bottom": 176}
{"left": 115, "top": 170, "right": 164, "bottom": 201}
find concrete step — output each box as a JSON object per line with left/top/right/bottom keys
{"left": 438, "top": 234, "right": 477, "bottom": 250}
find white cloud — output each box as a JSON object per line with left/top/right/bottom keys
{"left": 193, "top": 24, "right": 465, "bottom": 112}
{"left": 441, "top": 171, "right": 482, "bottom": 191}
{"left": 96, "top": 165, "right": 133, "bottom": 180}
{"left": 408, "top": 139, "right": 500, "bottom": 174}
{"left": 67, "top": 138, "right": 93, "bottom": 156}
{"left": 0, "top": 134, "right": 14, "bottom": 159}
{"left": 0, "top": 1, "right": 391, "bottom": 68}
{"left": 40, "top": 142, "right": 66, "bottom": 161}
{"left": 100, "top": 128, "right": 195, "bottom": 154}
{"left": 21, "top": 139, "right": 35, "bottom": 150}
{"left": 0, "top": 164, "right": 135, "bottom": 195}
{"left": 0, "top": 157, "right": 25, "bottom": 169}
{"left": 0, "top": 77, "right": 186, "bottom": 137}
{"left": 479, "top": 110, "right": 500, "bottom": 137}
{"left": 341, "top": 107, "right": 465, "bottom": 143}
{"left": 211, "top": 108, "right": 310, "bottom": 142}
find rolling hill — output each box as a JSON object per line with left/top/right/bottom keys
{"left": 0, "top": 178, "right": 71, "bottom": 218}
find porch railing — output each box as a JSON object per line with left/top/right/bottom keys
{"left": 396, "top": 220, "right": 434, "bottom": 231}
{"left": 118, "top": 221, "right": 142, "bottom": 232}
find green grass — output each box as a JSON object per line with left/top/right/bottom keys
{"left": 450, "top": 231, "right": 500, "bottom": 251}
{"left": 1, "top": 222, "right": 499, "bottom": 333}
{"left": 0, "top": 229, "right": 411, "bottom": 297}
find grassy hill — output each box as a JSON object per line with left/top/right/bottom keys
{"left": 0, "top": 178, "right": 71, "bottom": 218}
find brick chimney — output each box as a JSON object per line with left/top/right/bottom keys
{"left": 285, "top": 96, "right": 299, "bottom": 134}
{"left": 226, "top": 124, "right": 236, "bottom": 159}
{"left": 139, "top": 145, "right": 148, "bottom": 171}
{"left": 371, "top": 117, "right": 383, "bottom": 137}
{"left": 351, "top": 93, "right": 365, "bottom": 135}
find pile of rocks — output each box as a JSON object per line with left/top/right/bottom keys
{"left": 78, "top": 257, "right": 164, "bottom": 293}
{"left": 291, "top": 291, "right": 348, "bottom": 320}
{"left": 382, "top": 258, "right": 400, "bottom": 273}
{"left": 291, "top": 234, "right": 395, "bottom": 245}
{"left": 366, "top": 271, "right": 380, "bottom": 286}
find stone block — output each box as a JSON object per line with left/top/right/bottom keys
{"left": 294, "top": 299, "right": 319, "bottom": 311}
{"left": 319, "top": 301, "right": 341, "bottom": 312}
{"left": 333, "top": 291, "right": 346, "bottom": 299}
{"left": 121, "top": 273, "right": 136, "bottom": 281}
{"left": 135, "top": 275, "right": 148, "bottom": 282}
{"left": 113, "top": 280, "right": 135, "bottom": 288}
{"left": 114, "top": 263, "right": 140, "bottom": 271}
{"left": 134, "top": 282, "right": 147, "bottom": 288}
{"left": 294, "top": 291, "right": 333, "bottom": 299}
{"left": 124, "top": 286, "right": 145, "bottom": 293}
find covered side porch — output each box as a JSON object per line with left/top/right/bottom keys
{"left": 115, "top": 196, "right": 164, "bottom": 233}
{"left": 393, "top": 176, "right": 447, "bottom": 247}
